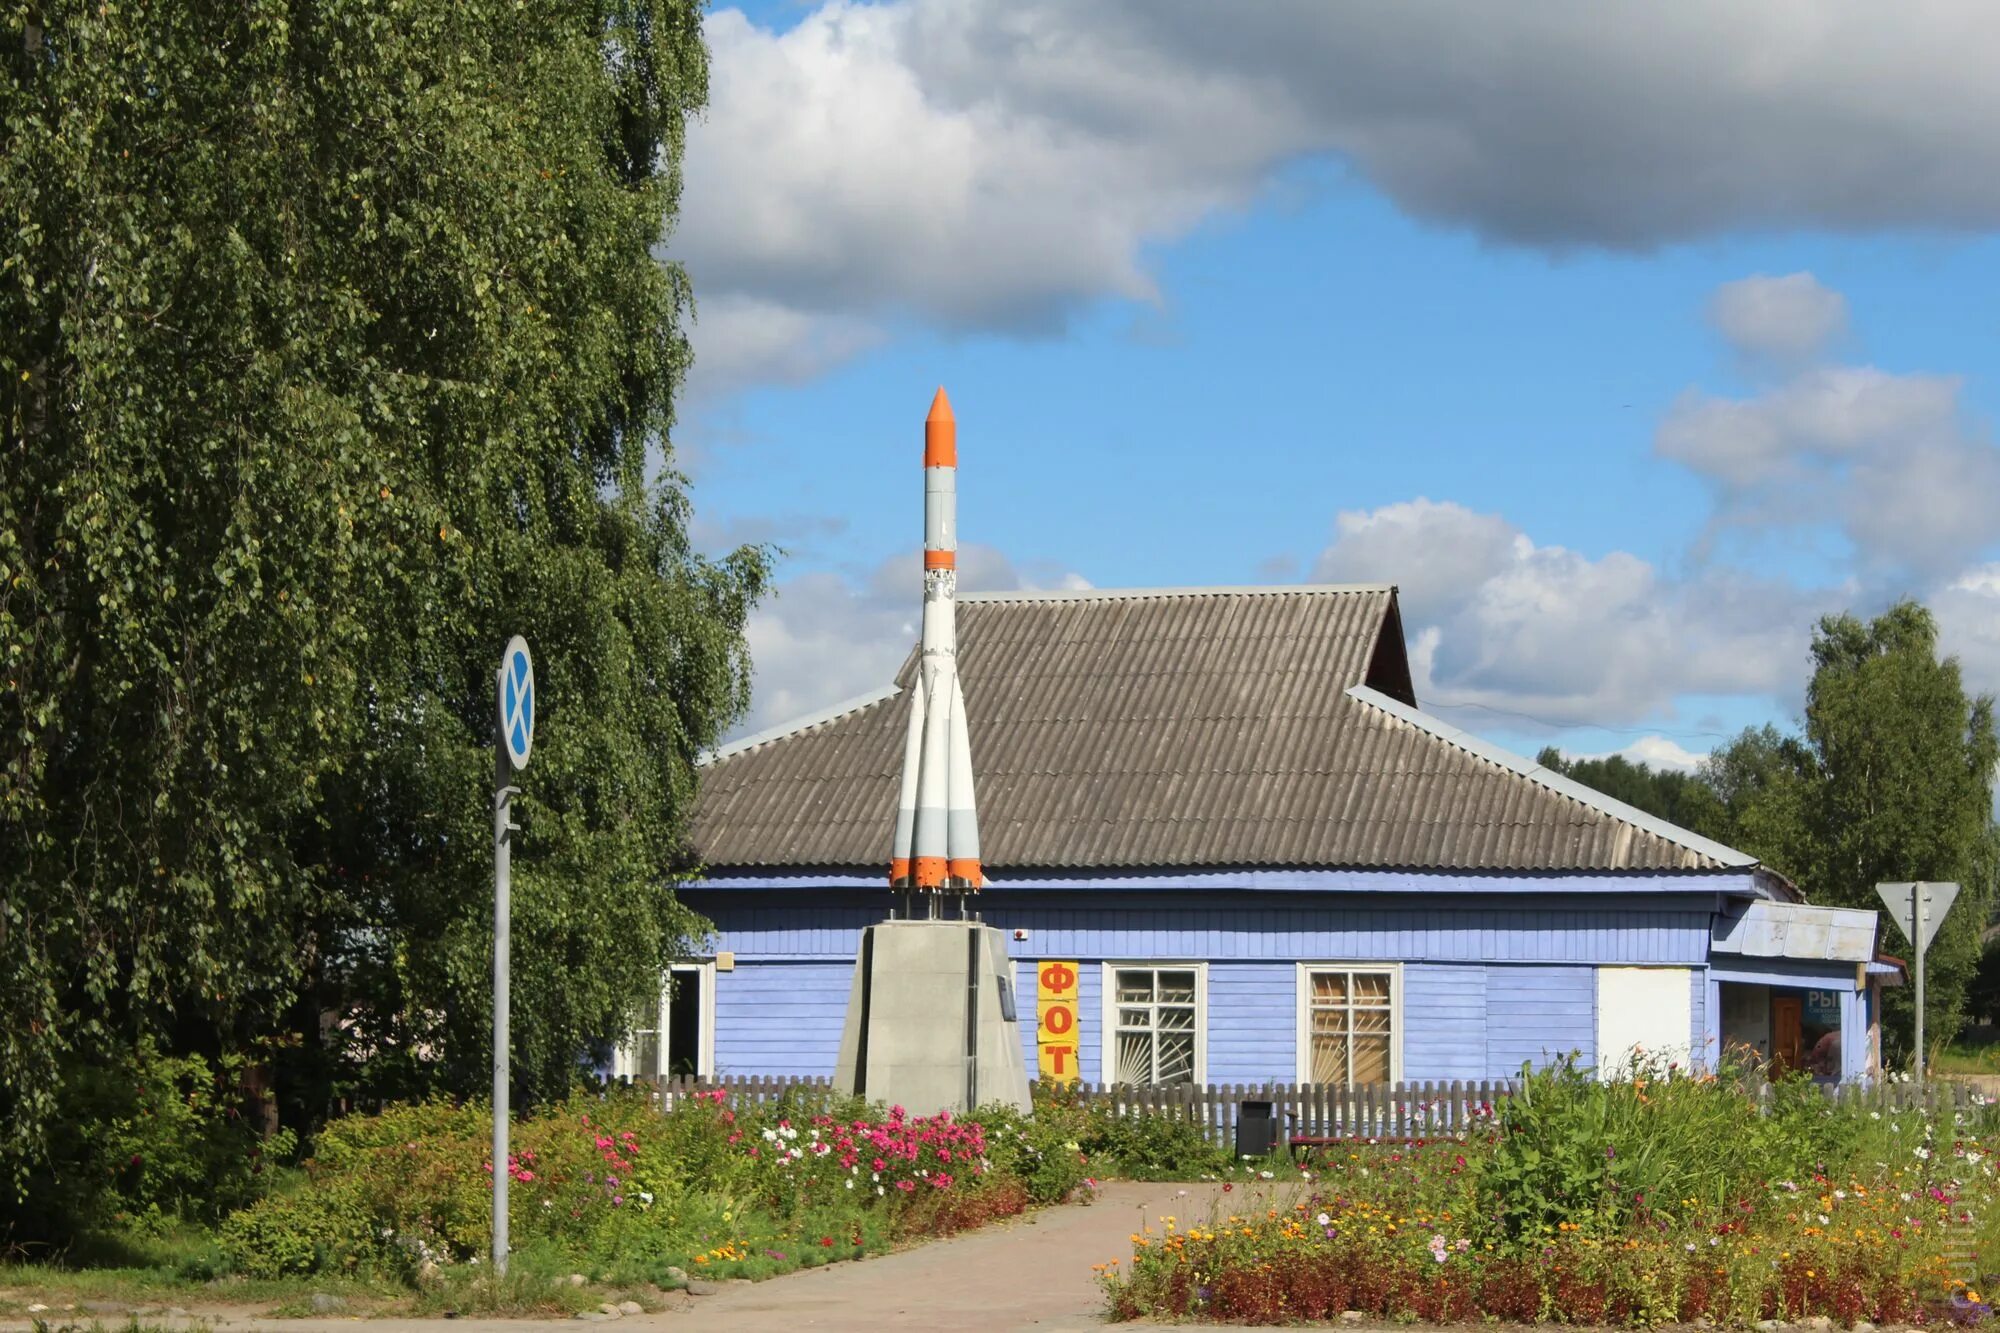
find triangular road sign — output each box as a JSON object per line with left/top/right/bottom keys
{"left": 1876, "top": 881, "right": 1960, "bottom": 955}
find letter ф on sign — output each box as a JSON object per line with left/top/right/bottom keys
{"left": 1036, "top": 960, "right": 1080, "bottom": 1084}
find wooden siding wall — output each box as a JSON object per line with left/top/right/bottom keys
{"left": 691, "top": 894, "right": 1715, "bottom": 965}
{"left": 691, "top": 893, "right": 1721, "bottom": 1083}
{"left": 711, "top": 961, "right": 853, "bottom": 1078}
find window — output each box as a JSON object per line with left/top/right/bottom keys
{"left": 1105, "top": 964, "right": 1204, "bottom": 1086}
{"left": 612, "top": 963, "right": 713, "bottom": 1080}
{"left": 1298, "top": 965, "right": 1398, "bottom": 1086}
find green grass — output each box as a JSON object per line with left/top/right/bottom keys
{"left": 1933, "top": 1024, "right": 2000, "bottom": 1075}
{"left": 0, "top": 1221, "right": 391, "bottom": 1318}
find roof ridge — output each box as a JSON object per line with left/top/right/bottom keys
{"left": 1342, "top": 684, "right": 1757, "bottom": 869}
{"left": 700, "top": 684, "right": 902, "bottom": 767}
{"left": 960, "top": 582, "right": 1396, "bottom": 603}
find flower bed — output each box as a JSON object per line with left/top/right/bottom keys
{"left": 1103, "top": 1062, "right": 2000, "bottom": 1326}
{"left": 219, "top": 1086, "right": 1057, "bottom": 1288}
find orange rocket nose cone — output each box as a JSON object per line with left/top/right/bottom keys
{"left": 924, "top": 386, "right": 957, "bottom": 467}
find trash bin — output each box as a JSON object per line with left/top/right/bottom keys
{"left": 1236, "top": 1099, "right": 1277, "bottom": 1158}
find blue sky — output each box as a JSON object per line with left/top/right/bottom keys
{"left": 671, "top": 2, "right": 2000, "bottom": 766}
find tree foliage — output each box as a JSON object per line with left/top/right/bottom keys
{"left": 0, "top": 0, "right": 763, "bottom": 1208}
{"left": 1534, "top": 746, "right": 1728, "bottom": 842}
{"left": 1543, "top": 603, "right": 1999, "bottom": 1062}
{"left": 1740, "top": 603, "right": 1998, "bottom": 1060}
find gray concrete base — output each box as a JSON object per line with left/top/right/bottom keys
{"left": 833, "top": 919, "right": 1032, "bottom": 1117}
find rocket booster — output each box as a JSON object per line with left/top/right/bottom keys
{"left": 889, "top": 388, "right": 982, "bottom": 892}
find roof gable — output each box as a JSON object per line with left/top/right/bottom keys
{"left": 692, "top": 585, "right": 1750, "bottom": 875}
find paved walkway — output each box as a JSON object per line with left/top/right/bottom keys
{"left": 1, "top": 1182, "right": 1290, "bottom": 1332}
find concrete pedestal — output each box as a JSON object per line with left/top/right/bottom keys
{"left": 833, "top": 919, "right": 1031, "bottom": 1116}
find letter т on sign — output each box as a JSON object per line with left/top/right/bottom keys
{"left": 1036, "top": 961, "right": 1080, "bottom": 1084}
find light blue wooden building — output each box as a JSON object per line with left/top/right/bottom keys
{"left": 625, "top": 587, "right": 1899, "bottom": 1088}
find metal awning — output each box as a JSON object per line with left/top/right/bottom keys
{"left": 1711, "top": 899, "right": 1878, "bottom": 963}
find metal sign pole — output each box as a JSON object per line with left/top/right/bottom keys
{"left": 491, "top": 636, "right": 533, "bottom": 1279}
{"left": 1913, "top": 883, "right": 1926, "bottom": 1087}
{"left": 493, "top": 709, "right": 513, "bottom": 1274}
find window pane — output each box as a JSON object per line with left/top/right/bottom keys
{"left": 1310, "top": 1033, "right": 1347, "bottom": 1084}
{"left": 1312, "top": 971, "right": 1348, "bottom": 1003}
{"left": 1311, "top": 1008, "right": 1347, "bottom": 1036}
{"left": 635, "top": 1032, "right": 660, "bottom": 1078}
{"left": 1117, "top": 971, "right": 1154, "bottom": 1003}
{"left": 1158, "top": 1005, "right": 1196, "bottom": 1032}
{"left": 1353, "top": 1007, "right": 1392, "bottom": 1036}
{"left": 1157, "top": 1032, "right": 1195, "bottom": 1085}
{"left": 1116, "top": 1031, "right": 1153, "bottom": 1085}
{"left": 1353, "top": 1035, "right": 1391, "bottom": 1084}
{"left": 1118, "top": 1007, "right": 1152, "bottom": 1031}
{"left": 1352, "top": 973, "right": 1391, "bottom": 1005}
{"left": 1159, "top": 971, "right": 1197, "bottom": 1003}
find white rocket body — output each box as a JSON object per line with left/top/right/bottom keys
{"left": 889, "top": 389, "right": 981, "bottom": 892}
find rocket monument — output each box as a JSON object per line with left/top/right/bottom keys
{"left": 831, "top": 390, "right": 1032, "bottom": 1115}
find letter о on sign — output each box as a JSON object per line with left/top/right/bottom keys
{"left": 500, "top": 636, "right": 535, "bottom": 770}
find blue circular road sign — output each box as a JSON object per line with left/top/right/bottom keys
{"left": 500, "top": 636, "right": 534, "bottom": 770}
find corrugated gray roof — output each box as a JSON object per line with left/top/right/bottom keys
{"left": 692, "top": 586, "right": 1746, "bottom": 874}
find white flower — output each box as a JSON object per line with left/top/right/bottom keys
{"left": 845, "top": 1179, "right": 854, "bottom": 1190}
{"left": 1316, "top": 1212, "right": 1331, "bottom": 1226}
{"left": 876, "top": 1186, "right": 885, "bottom": 1197}
{"left": 1834, "top": 1190, "right": 1847, "bottom": 1200}
{"left": 762, "top": 1128, "right": 778, "bottom": 1142}
{"left": 1871, "top": 1111, "right": 1882, "bottom": 1120}
{"left": 1917, "top": 1146, "right": 1933, "bottom": 1160}
{"left": 1259, "top": 1170, "right": 1274, "bottom": 1180}
{"left": 639, "top": 1191, "right": 654, "bottom": 1205}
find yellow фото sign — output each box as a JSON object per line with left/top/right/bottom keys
{"left": 1035, "top": 960, "right": 1081, "bottom": 1084}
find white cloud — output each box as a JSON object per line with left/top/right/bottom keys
{"left": 1571, "top": 736, "right": 1711, "bottom": 775}
{"left": 1934, "top": 564, "right": 2000, "bottom": 703}
{"left": 680, "top": 3, "right": 2000, "bottom": 392}
{"left": 1313, "top": 499, "right": 1830, "bottom": 726}
{"left": 1658, "top": 360, "right": 2000, "bottom": 578}
{"left": 733, "top": 544, "right": 1092, "bottom": 734}
{"left": 682, "top": 295, "right": 886, "bottom": 403}
{"left": 1708, "top": 273, "right": 1848, "bottom": 363}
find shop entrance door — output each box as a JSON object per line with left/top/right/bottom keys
{"left": 1771, "top": 995, "right": 1804, "bottom": 1076}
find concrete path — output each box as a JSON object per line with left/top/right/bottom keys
{"left": 2, "top": 1181, "right": 1290, "bottom": 1332}
{"left": 660, "top": 1180, "right": 1262, "bottom": 1331}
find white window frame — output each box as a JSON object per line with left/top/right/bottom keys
{"left": 612, "top": 961, "right": 716, "bottom": 1080}
{"left": 1100, "top": 962, "right": 1208, "bottom": 1087}
{"left": 1294, "top": 962, "right": 1403, "bottom": 1086}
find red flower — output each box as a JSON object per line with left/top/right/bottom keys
{"left": 820, "top": 1236, "right": 835, "bottom": 1247}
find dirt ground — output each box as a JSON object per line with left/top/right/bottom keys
{"left": 0, "top": 1181, "right": 1279, "bottom": 1333}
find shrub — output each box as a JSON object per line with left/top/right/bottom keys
{"left": 11, "top": 1037, "right": 292, "bottom": 1245}
{"left": 218, "top": 1086, "right": 1039, "bottom": 1283}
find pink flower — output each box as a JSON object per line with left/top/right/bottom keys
{"left": 896, "top": 1179, "right": 915, "bottom": 1193}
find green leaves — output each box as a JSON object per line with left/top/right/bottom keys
{"left": 1, "top": 0, "right": 761, "bottom": 1218}
{"left": 1700, "top": 603, "right": 1998, "bottom": 1062}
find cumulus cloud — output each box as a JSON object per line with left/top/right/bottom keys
{"left": 734, "top": 545, "right": 1092, "bottom": 734}
{"left": 679, "top": 2, "right": 2000, "bottom": 390}
{"left": 1658, "top": 278, "right": 2000, "bottom": 578}
{"left": 1934, "top": 564, "right": 2000, "bottom": 702}
{"left": 1708, "top": 273, "right": 1848, "bottom": 363}
{"left": 1313, "top": 499, "right": 1831, "bottom": 727}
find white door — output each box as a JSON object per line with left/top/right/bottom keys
{"left": 1595, "top": 967, "right": 1691, "bottom": 1079}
